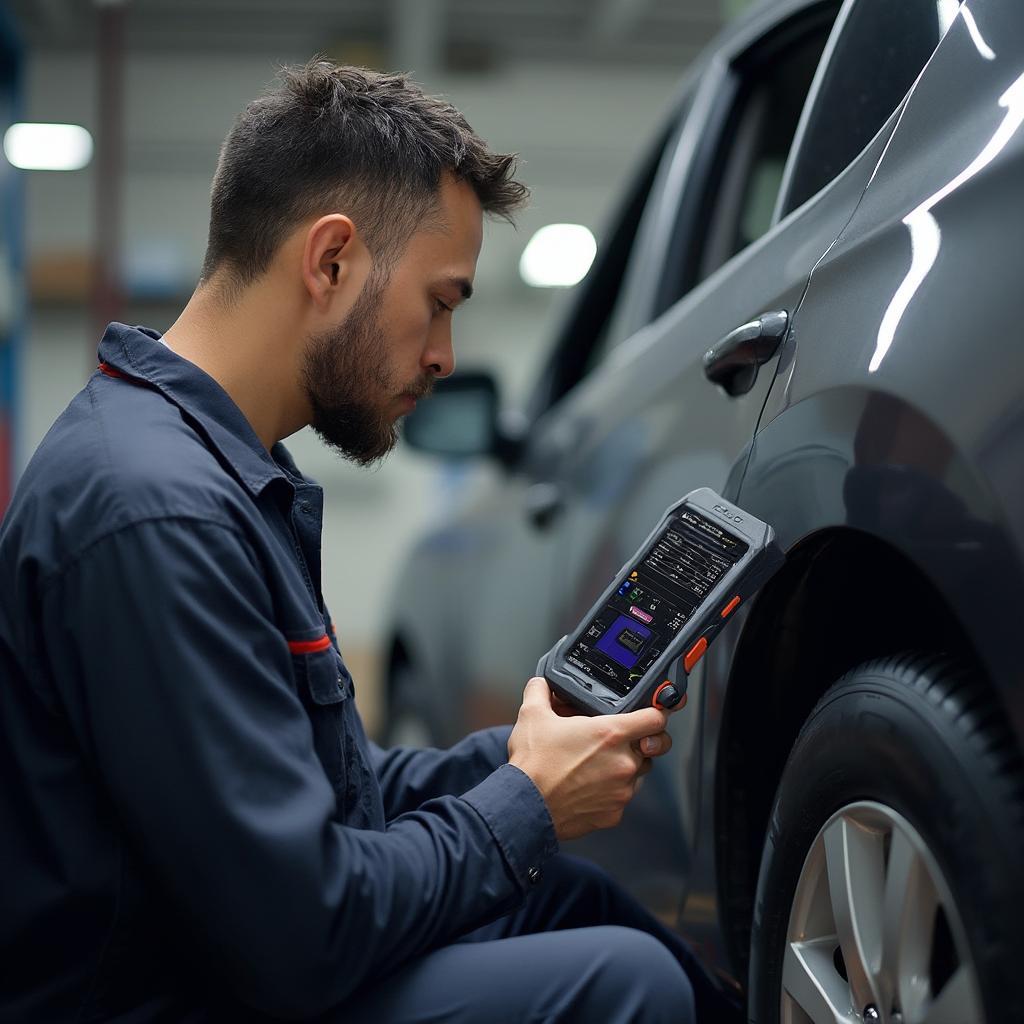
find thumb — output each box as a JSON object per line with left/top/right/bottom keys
{"left": 522, "top": 676, "right": 555, "bottom": 710}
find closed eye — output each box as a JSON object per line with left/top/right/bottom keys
{"left": 434, "top": 298, "right": 453, "bottom": 314}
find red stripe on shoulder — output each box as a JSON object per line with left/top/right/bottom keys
{"left": 98, "top": 362, "right": 148, "bottom": 387}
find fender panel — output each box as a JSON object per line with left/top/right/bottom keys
{"left": 700, "top": 386, "right": 1024, "bottom": 982}
{"left": 741, "top": 385, "right": 1024, "bottom": 738}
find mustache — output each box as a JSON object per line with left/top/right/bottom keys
{"left": 403, "top": 376, "right": 436, "bottom": 401}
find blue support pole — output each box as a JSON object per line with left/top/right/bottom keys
{"left": 0, "top": 6, "right": 23, "bottom": 518}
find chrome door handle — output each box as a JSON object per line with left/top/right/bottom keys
{"left": 703, "top": 310, "right": 789, "bottom": 397}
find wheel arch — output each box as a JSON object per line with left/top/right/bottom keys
{"left": 385, "top": 632, "right": 412, "bottom": 692}
{"left": 713, "top": 525, "right": 987, "bottom": 984}
{"left": 382, "top": 619, "right": 473, "bottom": 747}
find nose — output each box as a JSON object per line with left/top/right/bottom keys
{"left": 424, "top": 323, "right": 456, "bottom": 380}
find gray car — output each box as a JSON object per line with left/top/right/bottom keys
{"left": 384, "top": 1, "right": 1024, "bottom": 1020}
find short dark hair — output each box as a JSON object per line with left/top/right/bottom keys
{"left": 200, "top": 60, "right": 529, "bottom": 294}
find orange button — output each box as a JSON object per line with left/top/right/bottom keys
{"left": 720, "top": 595, "right": 741, "bottom": 619}
{"left": 683, "top": 637, "right": 708, "bottom": 673}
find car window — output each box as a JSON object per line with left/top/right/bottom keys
{"left": 653, "top": 4, "right": 840, "bottom": 318}
{"left": 578, "top": 98, "right": 695, "bottom": 379}
{"left": 777, "top": 0, "right": 956, "bottom": 219}
{"left": 529, "top": 110, "right": 682, "bottom": 416}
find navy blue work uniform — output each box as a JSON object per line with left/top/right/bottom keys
{"left": 0, "top": 324, "right": 729, "bottom": 1022}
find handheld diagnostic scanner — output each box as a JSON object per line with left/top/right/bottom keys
{"left": 536, "top": 488, "right": 785, "bottom": 714}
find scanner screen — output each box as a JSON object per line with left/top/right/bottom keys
{"left": 565, "top": 509, "right": 748, "bottom": 697}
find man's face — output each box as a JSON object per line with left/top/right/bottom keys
{"left": 302, "top": 176, "right": 483, "bottom": 465}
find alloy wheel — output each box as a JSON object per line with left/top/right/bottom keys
{"left": 781, "top": 801, "right": 983, "bottom": 1024}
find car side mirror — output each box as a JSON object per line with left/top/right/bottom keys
{"left": 402, "top": 372, "right": 523, "bottom": 465}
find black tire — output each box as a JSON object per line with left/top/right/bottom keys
{"left": 748, "top": 653, "right": 1024, "bottom": 1023}
{"left": 382, "top": 657, "right": 442, "bottom": 748}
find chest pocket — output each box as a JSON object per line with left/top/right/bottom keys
{"left": 291, "top": 644, "right": 378, "bottom": 826}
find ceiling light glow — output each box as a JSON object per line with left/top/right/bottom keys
{"left": 3, "top": 123, "right": 94, "bottom": 171}
{"left": 519, "top": 223, "right": 597, "bottom": 288}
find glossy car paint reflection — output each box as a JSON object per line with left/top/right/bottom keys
{"left": 718, "top": 0, "right": 1024, "bottom": 979}
{"left": 384, "top": 0, "right": 1024, "bottom": 997}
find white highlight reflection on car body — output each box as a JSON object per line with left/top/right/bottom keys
{"left": 871, "top": 65, "right": 1024, "bottom": 373}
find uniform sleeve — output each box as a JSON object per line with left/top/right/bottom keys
{"left": 369, "top": 726, "right": 515, "bottom": 820}
{"left": 41, "top": 517, "right": 556, "bottom": 1019}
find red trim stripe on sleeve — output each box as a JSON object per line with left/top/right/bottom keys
{"left": 287, "top": 635, "right": 332, "bottom": 655}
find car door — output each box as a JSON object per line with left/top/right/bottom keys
{"left": 520, "top": 0, "right": 939, "bottom": 925}
{"left": 540, "top": 0, "right": 962, "bottom": 966}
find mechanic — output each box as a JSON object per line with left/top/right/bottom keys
{"left": 0, "top": 62, "right": 744, "bottom": 1023}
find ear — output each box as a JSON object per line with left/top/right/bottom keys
{"left": 301, "top": 213, "right": 361, "bottom": 311}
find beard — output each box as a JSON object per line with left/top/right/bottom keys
{"left": 302, "top": 271, "right": 434, "bottom": 466}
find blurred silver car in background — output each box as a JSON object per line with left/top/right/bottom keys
{"left": 384, "top": 1, "right": 1024, "bottom": 1020}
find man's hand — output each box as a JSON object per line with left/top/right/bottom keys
{"left": 507, "top": 677, "right": 676, "bottom": 841}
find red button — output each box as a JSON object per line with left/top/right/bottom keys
{"left": 683, "top": 637, "right": 708, "bottom": 673}
{"left": 721, "top": 595, "right": 741, "bottom": 619}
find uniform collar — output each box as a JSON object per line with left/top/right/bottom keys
{"left": 97, "top": 322, "right": 297, "bottom": 498}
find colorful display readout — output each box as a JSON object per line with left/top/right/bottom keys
{"left": 565, "top": 510, "right": 747, "bottom": 696}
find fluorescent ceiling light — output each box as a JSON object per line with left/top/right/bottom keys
{"left": 519, "top": 223, "right": 597, "bottom": 288}
{"left": 3, "top": 123, "right": 94, "bottom": 171}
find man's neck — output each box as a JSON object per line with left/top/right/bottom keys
{"left": 162, "top": 284, "right": 306, "bottom": 451}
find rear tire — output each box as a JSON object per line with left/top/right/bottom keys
{"left": 748, "top": 653, "right": 1024, "bottom": 1023}
{"left": 382, "top": 657, "right": 440, "bottom": 748}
